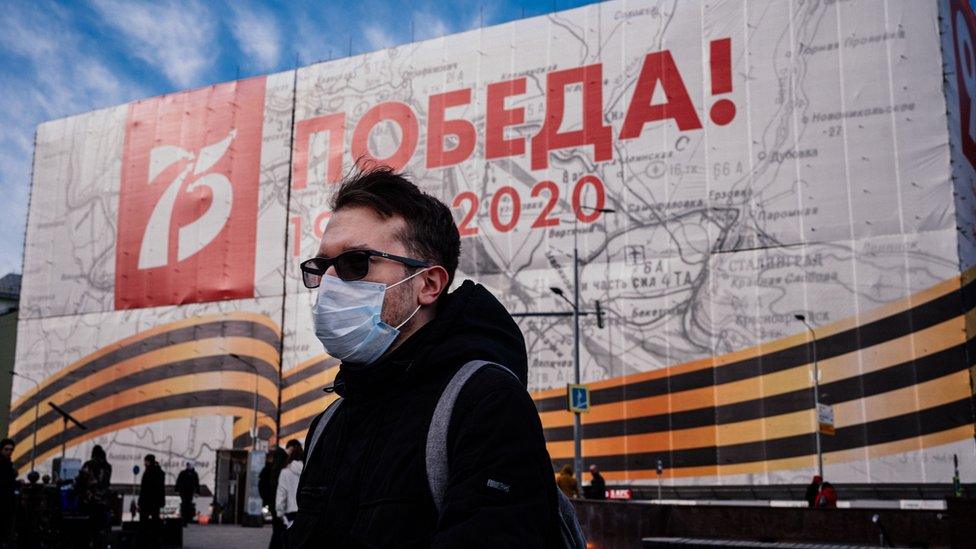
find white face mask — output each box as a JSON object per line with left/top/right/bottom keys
{"left": 311, "top": 269, "right": 426, "bottom": 365}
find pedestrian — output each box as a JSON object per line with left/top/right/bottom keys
{"left": 17, "top": 471, "right": 44, "bottom": 549}
{"left": 816, "top": 481, "right": 838, "bottom": 508}
{"left": 137, "top": 454, "right": 165, "bottom": 547}
{"left": 585, "top": 464, "right": 606, "bottom": 500}
{"left": 276, "top": 440, "right": 303, "bottom": 546}
{"left": 1, "top": 438, "right": 17, "bottom": 548}
{"left": 175, "top": 462, "right": 200, "bottom": 525}
{"left": 262, "top": 447, "right": 287, "bottom": 549}
{"left": 804, "top": 475, "right": 822, "bottom": 508}
{"left": 289, "top": 166, "right": 564, "bottom": 547}
{"left": 557, "top": 465, "right": 580, "bottom": 499}
{"left": 77, "top": 445, "right": 113, "bottom": 544}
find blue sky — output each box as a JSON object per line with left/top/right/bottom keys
{"left": 0, "top": 0, "right": 600, "bottom": 277}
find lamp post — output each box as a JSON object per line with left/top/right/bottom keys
{"left": 550, "top": 204, "right": 615, "bottom": 480}
{"left": 794, "top": 314, "right": 823, "bottom": 479}
{"left": 9, "top": 370, "right": 40, "bottom": 472}
{"left": 228, "top": 354, "right": 260, "bottom": 450}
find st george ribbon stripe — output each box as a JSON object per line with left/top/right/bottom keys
{"left": 10, "top": 319, "right": 280, "bottom": 420}
{"left": 573, "top": 398, "right": 973, "bottom": 472}
{"left": 535, "top": 277, "right": 970, "bottom": 413}
{"left": 541, "top": 341, "right": 969, "bottom": 442}
{"left": 8, "top": 354, "right": 280, "bottom": 444}
{"left": 12, "top": 389, "right": 277, "bottom": 471}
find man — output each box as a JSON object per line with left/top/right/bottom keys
{"left": 175, "top": 462, "right": 200, "bottom": 525}
{"left": 290, "top": 166, "right": 562, "bottom": 547}
{"left": 261, "top": 447, "right": 288, "bottom": 548}
{"left": 585, "top": 464, "right": 606, "bottom": 500}
{"left": 0, "top": 438, "right": 16, "bottom": 548}
{"left": 138, "top": 454, "right": 166, "bottom": 546}
{"left": 804, "top": 475, "right": 822, "bottom": 508}
{"left": 276, "top": 440, "right": 303, "bottom": 534}
{"left": 77, "top": 445, "right": 113, "bottom": 542}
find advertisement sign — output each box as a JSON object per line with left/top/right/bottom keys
{"left": 116, "top": 79, "right": 266, "bottom": 309}
{"left": 10, "top": 0, "right": 976, "bottom": 490}
{"left": 817, "top": 403, "right": 836, "bottom": 436}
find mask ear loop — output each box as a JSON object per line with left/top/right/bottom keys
{"left": 388, "top": 267, "right": 431, "bottom": 330}
{"left": 387, "top": 267, "right": 430, "bottom": 290}
{"left": 395, "top": 304, "right": 422, "bottom": 330}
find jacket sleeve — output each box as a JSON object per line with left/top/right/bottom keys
{"left": 430, "top": 377, "right": 558, "bottom": 547}
{"left": 275, "top": 469, "right": 288, "bottom": 515}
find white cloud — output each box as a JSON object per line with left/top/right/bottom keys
{"left": 413, "top": 12, "right": 450, "bottom": 40}
{"left": 230, "top": 6, "right": 282, "bottom": 71}
{"left": 0, "top": 3, "right": 147, "bottom": 276}
{"left": 90, "top": 0, "right": 217, "bottom": 88}
{"left": 364, "top": 24, "right": 396, "bottom": 50}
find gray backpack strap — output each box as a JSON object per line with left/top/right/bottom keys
{"left": 425, "top": 360, "right": 516, "bottom": 516}
{"left": 305, "top": 397, "right": 343, "bottom": 465}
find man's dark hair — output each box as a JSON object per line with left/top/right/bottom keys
{"left": 145, "top": 454, "right": 156, "bottom": 464}
{"left": 92, "top": 445, "right": 106, "bottom": 461}
{"left": 286, "top": 439, "right": 304, "bottom": 463}
{"left": 0, "top": 438, "right": 14, "bottom": 449}
{"left": 330, "top": 165, "right": 461, "bottom": 290}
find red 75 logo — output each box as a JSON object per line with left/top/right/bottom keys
{"left": 115, "top": 78, "right": 266, "bottom": 310}
{"left": 952, "top": 0, "right": 976, "bottom": 169}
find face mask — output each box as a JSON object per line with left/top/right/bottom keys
{"left": 311, "top": 269, "right": 427, "bottom": 365}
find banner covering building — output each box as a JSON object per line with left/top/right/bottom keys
{"left": 11, "top": 0, "right": 976, "bottom": 490}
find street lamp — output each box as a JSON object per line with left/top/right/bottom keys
{"left": 9, "top": 370, "right": 40, "bottom": 473}
{"left": 794, "top": 314, "right": 823, "bottom": 479}
{"left": 228, "top": 354, "right": 260, "bottom": 450}
{"left": 551, "top": 204, "right": 615, "bottom": 480}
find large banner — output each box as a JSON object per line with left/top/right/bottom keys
{"left": 12, "top": 0, "right": 976, "bottom": 490}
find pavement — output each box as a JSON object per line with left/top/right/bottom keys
{"left": 183, "top": 524, "right": 273, "bottom": 549}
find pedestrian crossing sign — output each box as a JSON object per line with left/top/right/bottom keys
{"left": 567, "top": 384, "right": 591, "bottom": 413}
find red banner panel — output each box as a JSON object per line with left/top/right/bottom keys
{"left": 115, "top": 78, "right": 266, "bottom": 309}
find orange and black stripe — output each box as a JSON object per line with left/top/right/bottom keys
{"left": 9, "top": 313, "right": 282, "bottom": 473}
{"left": 535, "top": 274, "right": 975, "bottom": 479}
{"left": 9, "top": 273, "right": 976, "bottom": 481}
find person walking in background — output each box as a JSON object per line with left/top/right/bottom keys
{"left": 137, "top": 454, "right": 166, "bottom": 547}
{"left": 262, "top": 447, "right": 287, "bottom": 549}
{"left": 77, "top": 445, "right": 113, "bottom": 544}
{"left": 805, "top": 475, "right": 823, "bottom": 508}
{"left": 276, "top": 440, "right": 304, "bottom": 544}
{"left": 175, "top": 462, "right": 200, "bottom": 525}
{"left": 816, "top": 481, "right": 838, "bottom": 508}
{"left": 0, "top": 438, "right": 17, "bottom": 549}
{"left": 557, "top": 464, "right": 580, "bottom": 499}
{"left": 585, "top": 464, "right": 606, "bottom": 500}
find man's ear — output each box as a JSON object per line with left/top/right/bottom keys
{"left": 418, "top": 265, "right": 450, "bottom": 305}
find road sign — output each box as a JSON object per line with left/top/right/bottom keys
{"left": 817, "top": 402, "right": 835, "bottom": 436}
{"left": 567, "top": 384, "right": 590, "bottom": 413}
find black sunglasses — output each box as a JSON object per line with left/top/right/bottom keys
{"left": 299, "top": 249, "right": 430, "bottom": 288}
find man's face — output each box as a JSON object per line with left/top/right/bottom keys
{"left": 0, "top": 444, "right": 13, "bottom": 460}
{"left": 144, "top": 459, "right": 151, "bottom": 469}
{"left": 318, "top": 206, "right": 420, "bottom": 329}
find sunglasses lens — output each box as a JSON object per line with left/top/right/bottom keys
{"left": 302, "top": 270, "right": 322, "bottom": 289}
{"left": 300, "top": 257, "right": 329, "bottom": 288}
{"left": 335, "top": 251, "right": 370, "bottom": 281}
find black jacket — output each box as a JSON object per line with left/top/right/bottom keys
{"left": 175, "top": 468, "right": 199, "bottom": 500}
{"left": 139, "top": 463, "right": 166, "bottom": 511}
{"left": 289, "top": 280, "right": 562, "bottom": 548}
{"left": 0, "top": 457, "right": 15, "bottom": 511}
{"left": 258, "top": 464, "right": 276, "bottom": 508}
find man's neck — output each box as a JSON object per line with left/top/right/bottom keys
{"left": 381, "top": 305, "right": 436, "bottom": 359}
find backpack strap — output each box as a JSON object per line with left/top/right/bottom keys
{"left": 304, "top": 397, "right": 343, "bottom": 465}
{"left": 425, "top": 360, "right": 517, "bottom": 516}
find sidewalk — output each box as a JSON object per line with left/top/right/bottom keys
{"left": 183, "top": 524, "right": 273, "bottom": 549}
